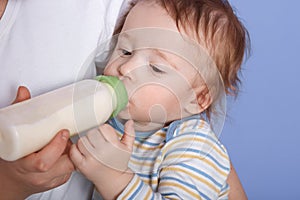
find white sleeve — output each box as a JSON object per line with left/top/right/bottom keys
{"left": 0, "top": 0, "right": 125, "bottom": 108}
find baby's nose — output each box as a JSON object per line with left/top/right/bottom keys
{"left": 118, "top": 57, "right": 146, "bottom": 81}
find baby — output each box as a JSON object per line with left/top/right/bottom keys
{"left": 70, "top": 0, "right": 249, "bottom": 199}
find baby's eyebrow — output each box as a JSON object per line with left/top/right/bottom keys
{"left": 118, "top": 32, "right": 131, "bottom": 41}
{"left": 152, "top": 49, "right": 178, "bottom": 70}
{"left": 153, "top": 49, "right": 168, "bottom": 60}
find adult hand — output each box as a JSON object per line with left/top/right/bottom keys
{"left": 0, "top": 86, "right": 75, "bottom": 200}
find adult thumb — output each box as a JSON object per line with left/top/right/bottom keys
{"left": 13, "top": 86, "right": 31, "bottom": 104}
{"left": 121, "top": 120, "right": 135, "bottom": 151}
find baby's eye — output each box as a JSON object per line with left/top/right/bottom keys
{"left": 120, "top": 49, "right": 132, "bottom": 57}
{"left": 150, "top": 64, "right": 165, "bottom": 74}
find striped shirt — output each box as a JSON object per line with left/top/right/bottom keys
{"left": 109, "top": 115, "right": 230, "bottom": 200}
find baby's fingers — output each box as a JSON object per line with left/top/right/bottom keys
{"left": 121, "top": 120, "right": 135, "bottom": 151}
{"left": 98, "top": 124, "right": 120, "bottom": 144}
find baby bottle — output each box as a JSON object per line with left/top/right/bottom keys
{"left": 0, "top": 76, "right": 128, "bottom": 161}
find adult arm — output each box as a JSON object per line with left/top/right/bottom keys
{"left": 228, "top": 162, "right": 248, "bottom": 200}
{"left": 0, "top": 87, "right": 75, "bottom": 200}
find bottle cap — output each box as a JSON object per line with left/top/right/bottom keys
{"left": 95, "top": 75, "right": 128, "bottom": 117}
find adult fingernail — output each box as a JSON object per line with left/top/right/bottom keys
{"left": 62, "top": 130, "right": 70, "bottom": 140}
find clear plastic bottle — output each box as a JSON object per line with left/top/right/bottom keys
{"left": 0, "top": 76, "right": 128, "bottom": 161}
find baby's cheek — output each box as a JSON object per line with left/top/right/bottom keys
{"left": 126, "top": 84, "right": 182, "bottom": 121}
{"left": 145, "top": 89, "right": 182, "bottom": 120}
{"left": 103, "top": 66, "right": 114, "bottom": 76}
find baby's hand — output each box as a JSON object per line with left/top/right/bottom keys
{"left": 69, "top": 120, "right": 135, "bottom": 198}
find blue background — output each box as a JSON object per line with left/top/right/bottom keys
{"left": 221, "top": 0, "right": 300, "bottom": 199}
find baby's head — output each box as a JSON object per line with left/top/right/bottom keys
{"left": 104, "top": 0, "right": 249, "bottom": 131}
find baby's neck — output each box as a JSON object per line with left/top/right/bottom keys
{"left": 117, "top": 117, "right": 165, "bottom": 132}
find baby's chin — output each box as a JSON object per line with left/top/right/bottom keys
{"left": 115, "top": 109, "right": 130, "bottom": 122}
{"left": 116, "top": 114, "right": 165, "bottom": 133}
{"left": 133, "top": 121, "right": 165, "bottom": 132}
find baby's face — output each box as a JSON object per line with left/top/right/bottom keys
{"left": 104, "top": 2, "right": 207, "bottom": 131}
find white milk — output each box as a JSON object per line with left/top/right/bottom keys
{"left": 0, "top": 76, "right": 128, "bottom": 161}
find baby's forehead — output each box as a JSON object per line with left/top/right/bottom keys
{"left": 122, "top": 1, "right": 178, "bottom": 32}
{"left": 118, "top": 29, "right": 211, "bottom": 68}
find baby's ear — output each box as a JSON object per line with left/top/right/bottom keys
{"left": 184, "top": 88, "right": 212, "bottom": 115}
{"left": 196, "top": 87, "right": 212, "bottom": 113}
